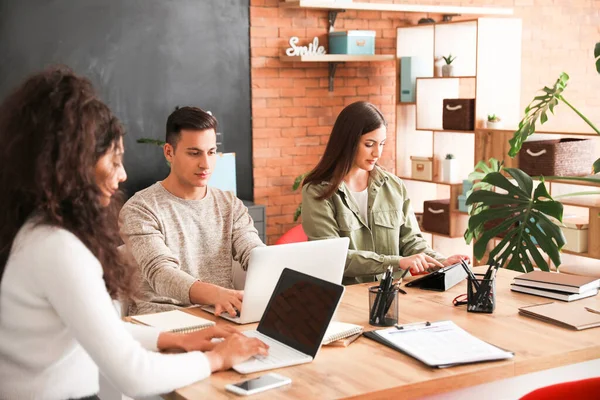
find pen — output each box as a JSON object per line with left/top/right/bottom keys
{"left": 585, "top": 307, "right": 600, "bottom": 315}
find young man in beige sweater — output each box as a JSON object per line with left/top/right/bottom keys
{"left": 120, "top": 107, "right": 264, "bottom": 316}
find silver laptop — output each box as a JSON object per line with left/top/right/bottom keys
{"left": 202, "top": 237, "right": 349, "bottom": 324}
{"left": 233, "top": 267, "right": 345, "bottom": 374}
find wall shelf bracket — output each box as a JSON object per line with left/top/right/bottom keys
{"left": 328, "top": 62, "right": 342, "bottom": 91}
{"left": 328, "top": 10, "right": 345, "bottom": 31}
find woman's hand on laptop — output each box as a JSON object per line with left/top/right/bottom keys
{"left": 157, "top": 325, "right": 239, "bottom": 353}
{"left": 206, "top": 333, "right": 269, "bottom": 372}
{"left": 399, "top": 254, "right": 444, "bottom": 274}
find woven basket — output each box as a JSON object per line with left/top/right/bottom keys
{"left": 442, "top": 99, "right": 475, "bottom": 131}
{"left": 422, "top": 199, "right": 450, "bottom": 235}
{"left": 519, "top": 139, "right": 594, "bottom": 177}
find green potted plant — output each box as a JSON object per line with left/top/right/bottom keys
{"left": 441, "top": 54, "right": 456, "bottom": 77}
{"left": 464, "top": 43, "right": 600, "bottom": 272}
{"left": 486, "top": 114, "right": 502, "bottom": 129}
{"left": 442, "top": 153, "right": 459, "bottom": 182}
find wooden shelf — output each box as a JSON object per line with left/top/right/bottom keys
{"left": 544, "top": 177, "right": 600, "bottom": 188}
{"left": 474, "top": 128, "right": 600, "bottom": 137}
{"left": 558, "top": 196, "right": 600, "bottom": 208}
{"left": 280, "top": 54, "right": 394, "bottom": 62}
{"left": 281, "top": 1, "right": 513, "bottom": 16}
{"left": 561, "top": 249, "right": 596, "bottom": 259}
{"left": 453, "top": 210, "right": 470, "bottom": 215}
{"left": 416, "top": 76, "right": 476, "bottom": 80}
{"left": 416, "top": 128, "right": 475, "bottom": 134}
{"left": 398, "top": 102, "right": 416, "bottom": 105}
{"left": 398, "top": 176, "right": 463, "bottom": 186}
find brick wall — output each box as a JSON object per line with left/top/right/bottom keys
{"left": 250, "top": 0, "right": 600, "bottom": 244}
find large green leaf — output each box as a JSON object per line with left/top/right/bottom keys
{"left": 137, "top": 138, "right": 166, "bottom": 146}
{"left": 508, "top": 73, "right": 568, "bottom": 157}
{"left": 292, "top": 172, "right": 308, "bottom": 191}
{"left": 595, "top": 42, "right": 600, "bottom": 74}
{"left": 594, "top": 157, "right": 600, "bottom": 174}
{"left": 465, "top": 168, "right": 566, "bottom": 272}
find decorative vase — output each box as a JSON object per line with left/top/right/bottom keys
{"left": 486, "top": 120, "right": 503, "bottom": 129}
{"left": 441, "top": 64, "right": 455, "bottom": 77}
{"left": 442, "top": 158, "right": 459, "bottom": 182}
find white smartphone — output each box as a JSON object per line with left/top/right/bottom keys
{"left": 224, "top": 372, "right": 291, "bottom": 396}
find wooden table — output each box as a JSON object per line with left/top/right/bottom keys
{"left": 165, "top": 267, "right": 600, "bottom": 399}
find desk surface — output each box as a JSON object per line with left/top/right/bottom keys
{"left": 165, "top": 267, "right": 600, "bottom": 400}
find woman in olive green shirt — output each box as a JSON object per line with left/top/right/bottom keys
{"left": 301, "top": 102, "right": 469, "bottom": 284}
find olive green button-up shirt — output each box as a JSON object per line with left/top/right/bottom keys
{"left": 301, "top": 167, "right": 445, "bottom": 284}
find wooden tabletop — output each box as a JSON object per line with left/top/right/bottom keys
{"left": 164, "top": 267, "right": 600, "bottom": 400}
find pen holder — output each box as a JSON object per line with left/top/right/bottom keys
{"left": 368, "top": 286, "right": 399, "bottom": 326}
{"left": 467, "top": 273, "right": 496, "bottom": 313}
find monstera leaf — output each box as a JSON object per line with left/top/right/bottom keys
{"left": 465, "top": 168, "right": 566, "bottom": 272}
{"left": 595, "top": 42, "right": 600, "bottom": 74}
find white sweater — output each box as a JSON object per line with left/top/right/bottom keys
{"left": 0, "top": 223, "right": 211, "bottom": 400}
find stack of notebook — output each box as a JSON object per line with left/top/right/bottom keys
{"left": 510, "top": 271, "right": 600, "bottom": 302}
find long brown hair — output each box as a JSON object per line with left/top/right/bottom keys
{"left": 0, "top": 65, "right": 135, "bottom": 299}
{"left": 302, "top": 101, "right": 387, "bottom": 199}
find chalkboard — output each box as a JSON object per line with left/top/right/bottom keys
{"left": 0, "top": 0, "right": 253, "bottom": 200}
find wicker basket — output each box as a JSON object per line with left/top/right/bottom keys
{"left": 442, "top": 99, "right": 475, "bottom": 131}
{"left": 519, "top": 139, "right": 594, "bottom": 177}
{"left": 422, "top": 199, "right": 450, "bottom": 235}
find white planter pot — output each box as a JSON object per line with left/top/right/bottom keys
{"left": 486, "top": 120, "right": 503, "bottom": 129}
{"left": 441, "top": 64, "right": 455, "bottom": 77}
{"left": 442, "top": 158, "right": 460, "bottom": 182}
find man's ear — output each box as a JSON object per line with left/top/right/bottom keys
{"left": 164, "top": 143, "right": 175, "bottom": 162}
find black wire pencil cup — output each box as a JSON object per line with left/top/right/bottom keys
{"left": 464, "top": 260, "right": 498, "bottom": 314}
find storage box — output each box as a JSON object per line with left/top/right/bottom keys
{"left": 442, "top": 99, "right": 475, "bottom": 131}
{"left": 518, "top": 138, "right": 595, "bottom": 177}
{"left": 422, "top": 199, "right": 450, "bottom": 235}
{"left": 561, "top": 217, "right": 589, "bottom": 253}
{"left": 462, "top": 179, "right": 474, "bottom": 195}
{"left": 411, "top": 156, "right": 433, "bottom": 181}
{"left": 400, "top": 56, "right": 428, "bottom": 103}
{"left": 329, "top": 30, "right": 375, "bottom": 55}
{"left": 458, "top": 194, "right": 468, "bottom": 213}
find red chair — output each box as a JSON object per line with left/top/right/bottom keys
{"left": 275, "top": 225, "right": 308, "bottom": 245}
{"left": 520, "top": 377, "right": 600, "bottom": 400}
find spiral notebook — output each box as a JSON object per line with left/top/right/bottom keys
{"left": 323, "top": 322, "right": 363, "bottom": 345}
{"left": 131, "top": 310, "right": 215, "bottom": 333}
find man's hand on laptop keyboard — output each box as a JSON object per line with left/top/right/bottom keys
{"left": 206, "top": 333, "right": 269, "bottom": 372}
{"left": 213, "top": 287, "right": 243, "bottom": 317}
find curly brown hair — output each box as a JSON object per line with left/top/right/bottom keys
{"left": 0, "top": 65, "right": 135, "bottom": 299}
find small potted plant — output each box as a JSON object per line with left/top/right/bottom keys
{"left": 442, "top": 153, "right": 459, "bottom": 182}
{"left": 441, "top": 54, "right": 456, "bottom": 77}
{"left": 486, "top": 114, "right": 503, "bottom": 129}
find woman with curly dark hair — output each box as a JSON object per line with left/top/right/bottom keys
{"left": 0, "top": 66, "right": 267, "bottom": 400}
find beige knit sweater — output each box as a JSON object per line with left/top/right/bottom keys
{"left": 119, "top": 183, "right": 264, "bottom": 315}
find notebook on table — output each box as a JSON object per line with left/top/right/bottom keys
{"left": 130, "top": 310, "right": 215, "bottom": 333}
{"left": 519, "top": 302, "right": 600, "bottom": 330}
{"left": 363, "top": 321, "right": 513, "bottom": 368}
{"left": 322, "top": 322, "right": 363, "bottom": 345}
{"left": 513, "top": 271, "right": 600, "bottom": 294}
{"left": 510, "top": 283, "right": 599, "bottom": 302}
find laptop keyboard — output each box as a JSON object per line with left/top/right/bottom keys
{"left": 242, "top": 331, "right": 306, "bottom": 365}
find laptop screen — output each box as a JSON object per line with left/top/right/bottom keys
{"left": 257, "top": 268, "right": 345, "bottom": 358}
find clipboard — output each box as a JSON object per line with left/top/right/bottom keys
{"left": 404, "top": 262, "right": 467, "bottom": 291}
{"left": 363, "top": 321, "right": 514, "bottom": 368}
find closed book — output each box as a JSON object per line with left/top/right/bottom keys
{"left": 322, "top": 321, "right": 363, "bottom": 345}
{"left": 519, "top": 302, "right": 600, "bottom": 330}
{"left": 510, "top": 284, "right": 599, "bottom": 302}
{"left": 513, "top": 271, "right": 600, "bottom": 294}
{"left": 131, "top": 310, "right": 215, "bottom": 333}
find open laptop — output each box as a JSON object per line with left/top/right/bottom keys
{"left": 233, "top": 267, "right": 345, "bottom": 374}
{"left": 202, "top": 237, "right": 349, "bottom": 324}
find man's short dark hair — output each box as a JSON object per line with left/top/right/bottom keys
{"left": 165, "top": 106, "right": 218, "bottom": 147}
